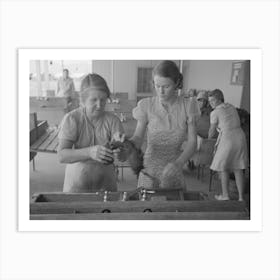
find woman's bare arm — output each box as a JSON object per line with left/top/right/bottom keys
{"left": 175, "top": 120, "right": 197, "bottom": 167}
{"left": 58, "top": 139, "right": 114, "bottom": 164}
{"left": 208, "top": 123, "right": 218, "bottom": 139}
{"left": 57, "top": 139, "right": 91, "bottom": 163}
{"left": 129, "top": 120, "right": 147, "bottom": 149}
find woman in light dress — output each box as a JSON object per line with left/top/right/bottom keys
{"left": 127, "top": 60, "right": 200, "bottom": 189}
{"left": 208, "top": 89, "right": 248, "bottom": 201}
{"left": 57, "top": 73, "right": 124, "bottom": 192}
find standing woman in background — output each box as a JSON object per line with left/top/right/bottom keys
{"left": 128, "top": 60, "right": 200, "bottom": 189}
{"left": 208, "top": 89, "right": 248, "bottom": 201}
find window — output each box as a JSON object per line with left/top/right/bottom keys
{"left": 29, "top": 60, "right": 92, "bottom": 96}
{"left": 137, "top": 67, "right": 153, "bottom": 93}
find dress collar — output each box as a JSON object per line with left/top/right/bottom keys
{"left": 157, "top": 95, "right": 179, "bottom": 114}
{"left": 215, "top": 102, "right": 230, "bottom": 110}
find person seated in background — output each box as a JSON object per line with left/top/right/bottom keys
{"left": 57, "top": 73, "right": 124, "bottom": 193}
{"left": 208, "top": 89, "right": 248, "bottom": 201}
{"left": 187, "top": 90, "right": 216, "bottom": 169}
{"left": 196, "top": 90, "right": 213, "bottom": 139}
{"left": 56, "top": 69, "right": 75, "bottom": 112}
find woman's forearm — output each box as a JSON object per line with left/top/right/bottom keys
{"left": 208, "top": 123, "right": 218, "bottom": 139}
{"left": 208, "top": 128, "right": 216, "bottom": 139}
{"left": 129, "top": 120, "right": 147, "bottom": 150}
{"left": 58, "top": 147, "right": 91, "bottom": 163}
{"left": 129, "top": 135, "right": 144, "bottom": 150}
{"left": 175, "top": 138, "right": 197, "bottom": 167}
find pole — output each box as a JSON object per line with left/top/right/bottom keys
{"left": 43, "top": 60, "right": 50, "bottom": 96}
{"left": 111, "top": 60, "right": 115, "bottom": 95}
{"left": 35, "top": 60, "right": 42, "bottom": 97}
{"left": 178, "top": 60, "right": 183, "bottom": 96}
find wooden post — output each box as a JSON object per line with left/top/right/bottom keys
{"left": 43, "top": 60, "right": 49, "bottom": 96}
{"left": 111, "top": 60, "right": 115, "bottom": 94}
{"left": 182, "top": 60, "right": 190, "bottom": 95}
{"left": 178, "top": 60, "right": 183, "bottom": 96}
{"left": 35, "top": 60, "right": 42, "bottom": 97}
{"left": 179, "top": 60, "right": 183, "bottom": 72}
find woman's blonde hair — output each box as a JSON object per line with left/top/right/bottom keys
{"left": 80, "top": 73, "right": 110, "bottom": 103}
{"left": 208, "top": 89, "right": 225, "bottom": 103}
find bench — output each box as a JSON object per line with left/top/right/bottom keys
{"left": 30, "top": 112, "right": 49, "bottom": 170}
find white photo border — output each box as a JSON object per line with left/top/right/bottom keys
{"left": 19, "top": 48, "right": 262, "bottom": 232}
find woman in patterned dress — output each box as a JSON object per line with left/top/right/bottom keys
{"left": 127, "top": 60, "right": 200, "bottom": 189}
{"left": 208, "top": 89, "right": 248, "bottom": 201}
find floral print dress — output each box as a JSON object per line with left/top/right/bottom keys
{"left": 132, "top": 96, "right": 200, "bottom": 189}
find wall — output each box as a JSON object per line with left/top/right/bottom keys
{"left": 113, "top": 61, "right": 137, "bottom": 100}
{"left": 30, "top": 60, "right": 250, "bottom": 110}
{"left": 185, "top": 60, "right": 245, "bottom": 108}
{"left": 92, "top": 60, "right": 160, "bottom": 100}
{"left": 240, "top": 61, "right": 250, "bottom": 112}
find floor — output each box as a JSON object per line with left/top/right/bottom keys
{"left": 30, "top": 152, "right": 248, "bottom": 202}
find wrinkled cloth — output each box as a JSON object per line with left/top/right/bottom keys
{"left": 58, "top": 107, "right": 124, "bottom": 192}
{"left": 210, "top": 103, "right": 248, "bottom": 171}
{"left": 133, "top": 96, "right": 200, "bottom": 189}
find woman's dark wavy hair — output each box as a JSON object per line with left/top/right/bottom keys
{"left": 152, "top": 60, "right": 183, "bottom": 90}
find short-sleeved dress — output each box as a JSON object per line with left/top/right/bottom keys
{"left": 132, "top": 96, "right": 200, "bottom": 189}
{"left": 210, "top": 103, "right": 248, "bottom": 171}
{"left": 58, "top": 107, "right": 124, "bottom": 192}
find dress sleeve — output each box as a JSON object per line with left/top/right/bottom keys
{"left": 185, "top": 97, "right": 201, "bottom": 124}
{"left": 132, "top": 98, "right": 149, "bottom": 123}
{"left": 58, "top": 113, "right": 78, "bottom": 142}
{"left": 210, "top": 110, "right": 218, "bottom": 125}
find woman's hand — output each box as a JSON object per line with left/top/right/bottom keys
{"left": 162, "top": 162, "right": 183, "bottom": 179}
{"left": 88, "top": 145, "right": 114, "bottom": 164}
{"left": 111, "top": 132, "right": 127, "bottom": 162}
{"left": 161, "top": 162, "right": 184, "bottom": 189}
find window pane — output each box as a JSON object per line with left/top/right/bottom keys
{"left": 137, "top": 67, "right": 153, "bottom": 93}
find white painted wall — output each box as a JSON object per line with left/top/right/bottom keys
{"left": 30, "top": 60, "right": 248, "bottom": 107}
{"left": 185, "top": 60, "right": 244, "bottom": 107}
{"left": 114, "top": 61, "right": 137, "bottom": 100}
{"left": 92, "top": 60, "right": 112, "bottom": 91}
{"left": 92, "top": 60, "right": 160, "bottom": 100}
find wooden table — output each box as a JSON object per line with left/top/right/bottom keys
{"left": 30, "top": 113, "right": 53, "bottom": 170}
{"left": 30, "top": 127, "right": 59, "bottom": 154}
